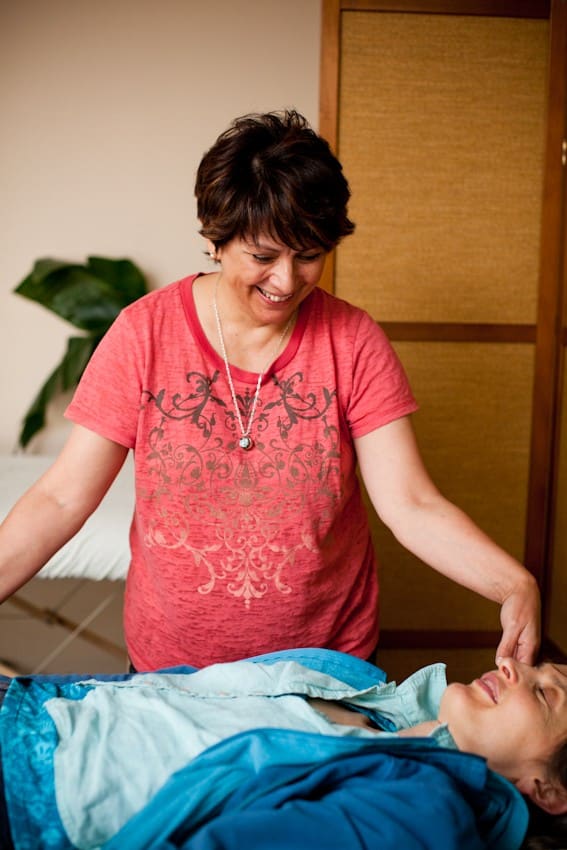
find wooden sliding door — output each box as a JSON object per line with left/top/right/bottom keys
{"left": 320, "top": 0, "right": 567, "bottom": 669}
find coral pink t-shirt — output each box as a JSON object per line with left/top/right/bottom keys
{"left": 66, "top": 275, "right": 418, "bottom": 669}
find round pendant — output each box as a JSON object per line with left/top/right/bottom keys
{"left": 239, "top": 435, "right": 254, "bottom": 451}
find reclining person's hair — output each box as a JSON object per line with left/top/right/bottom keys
{"left": 523, "top": 738, "right": 567, "bottom": 849}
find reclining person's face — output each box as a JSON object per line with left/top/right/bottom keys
{"left": 439, "top": 658, "right": 567, "bottom": 814}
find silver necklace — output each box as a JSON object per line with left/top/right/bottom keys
{"left": 213, "top": 276, "right": 294, "bottom": 451}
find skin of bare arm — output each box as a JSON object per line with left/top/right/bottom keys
{"left": 0, "top": 424, "right": 128, "bottom": 602}
{"left": 354, "top": 416, "right": 540, "bottom": 664}
{"left": 396, "top": 721, "right": 441, "bottom": 738}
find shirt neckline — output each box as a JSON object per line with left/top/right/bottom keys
{"left": 180, "top": 273, "right": 312, "bottom": 384}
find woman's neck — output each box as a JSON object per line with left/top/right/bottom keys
{"left": 193, "top": 272, "right": 296, "bottom": 372}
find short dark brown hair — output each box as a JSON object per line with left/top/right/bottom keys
{"left": 195, "top": 110, "right": 355, "bottom": 252}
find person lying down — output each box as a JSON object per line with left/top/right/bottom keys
{"left": 0, "top": 649, "right": 566, "bottom": 850}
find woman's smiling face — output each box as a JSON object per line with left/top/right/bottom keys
{"left": 439, "top": 658, "right": 567, "bottom": 806}
{"left": 213, "top": 234, "right": 326, "bottom": 327}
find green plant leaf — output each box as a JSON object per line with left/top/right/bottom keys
{"left": 18, "top": 364, "right": 63, "bottom": 448}
{"left": 15, "top": 259, "right": 85, "bottom": 306}
{"left": 14, "top": 257, "right": 148, "bottom": 332}
{"left": 15, "top": 266, "right": 119, "bottom": 332}
{"left": 17, "top": 335, "right": 100, "bottom": 448}
{"left": 14, "top": 255, "right": 148, "bottom": 447}
{"left": 29, "top": 259, "right": 76, "bottom": 281}
{"left": 86, "top": 256, "right": 148, "bottom": 305}
{"left": 48, "top": 269, "right": 126, "bottom": 332}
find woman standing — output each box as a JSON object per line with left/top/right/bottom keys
{"left": 0, "top": 111, "right": 540, "bottom": 670}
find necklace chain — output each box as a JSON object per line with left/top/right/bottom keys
{"left": 212, "top": 276, "right": 294, "bottom": 450}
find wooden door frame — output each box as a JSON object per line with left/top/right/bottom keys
{"left": 527, "top": 0, "right": 567, "bottom": 647}
{"left": 319, "top": 0, "right": 567, "bottom": 654}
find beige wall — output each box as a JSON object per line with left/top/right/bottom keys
{"left": 0, "top": 0, "right": 321, "bottom": 453}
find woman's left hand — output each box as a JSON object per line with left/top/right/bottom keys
{"left": 496, "top": 575, "right": 541, "bottom": 664}
{"left": 355, "top": 416, "right": 542, "bottom": 665}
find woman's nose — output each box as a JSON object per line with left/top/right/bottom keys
{"left": 272, "top": 258, "right": 295, "bottom": 290}
{"left": 497, "top": 656, "right": 520, "bottom": 683}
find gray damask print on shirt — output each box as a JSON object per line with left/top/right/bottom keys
{"left": 140, "top": 370, "right": 341, "bottom": 607}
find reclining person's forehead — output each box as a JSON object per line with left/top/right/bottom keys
{"left": 545, "top": 662, "right": 567, "bottom": 688}
{"left": 540, "top": 661, "right": 567, "bottom": 675}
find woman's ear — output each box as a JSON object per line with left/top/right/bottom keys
{"left": 206, "top": 240, "right": 219, "bottom": 262}
{"left": 518, "top": 776, "right": 567, "bottom": 815}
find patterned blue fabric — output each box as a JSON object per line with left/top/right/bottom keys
{"left": 1, "top": 679, "right": 83, "bottom": 850}
{"left": 1, "top": 671, "right": 178, "bottom": 850}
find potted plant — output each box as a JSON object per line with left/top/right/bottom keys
{"left": 14, "top": 256, "right": 148, "bottom": 448}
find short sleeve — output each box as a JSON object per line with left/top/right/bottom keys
{"left": 346, "top": 311, "right": 418, "bottom": 438}
{"left": 65, "top": 308, "right": 144, "bottom": 448}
